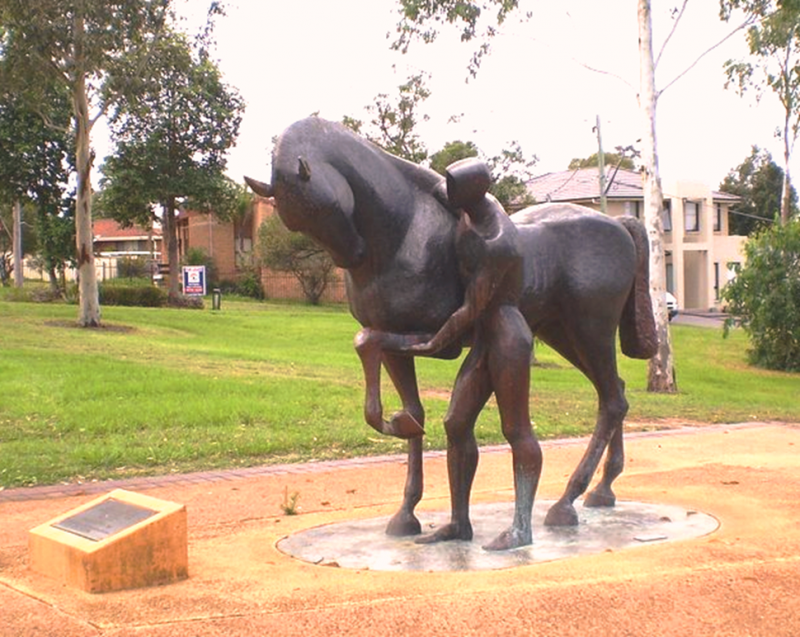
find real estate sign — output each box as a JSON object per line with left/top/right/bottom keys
{"left": 182, "top": 266, "right": 206, "bottom": 296}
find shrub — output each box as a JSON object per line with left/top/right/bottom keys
{"left": 234, "top": 270, "right": 264, "bottom": 300}
{"left": 117, "top": 257, "right": 150, "bottom": 279}
{"left": 166, "top": 294, "right": 204, "bottom": 309}
{"left": 722, "top": 218, "right": 800, "bottom": 371}
{"left": 99, "top": 285, "right": 166, "bottom": 308}
{"left": 257, "top": 215, "right": 334, "bottom": 305}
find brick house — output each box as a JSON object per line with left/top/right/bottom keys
{"left": 176, "top": 198, "right": 347, "bottom": 302}
{"left": 24, "top": 218, "right": 163, "bottom": 282}
{"left": 521, "top": 167, "right": 744, "bottom": 312}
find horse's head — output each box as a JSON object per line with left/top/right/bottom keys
{"left": 245, "top": 156, "right": 366, "bottom": 269}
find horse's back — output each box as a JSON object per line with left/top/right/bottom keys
{"left": 512, "top": 203, "right": 638, "bottom": 330}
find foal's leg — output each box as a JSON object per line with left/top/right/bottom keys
{"left": 382, "top": 352, "right": 426, "bottom": 536}
{"left": 416, "top": 341, "right": 492, "bottom": 544}
{"left": 483, "top": 306, "right": 542, "bottom": 551}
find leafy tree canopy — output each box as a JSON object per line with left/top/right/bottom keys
{"left": 720, "top": 145, "right": 797, "bottom": 235}
{"left": 568, "top": 151, "right": 636, "bottom": 171}
{"left": 722, "top": 0, "right": 800, "bottom": 222}
{"left": 392, "top": 0, "right": 529, "bottom": 76}
{"left": 343, "top": 72, "right": 431, "bottom": 164}
{"left": 429, "top": 140, "right": 480, "bottom": 174}
{"left": 0, "top": 71, "right": 75, "bottom": 290}
{"left": 100, "top": 29, "right": 244, "bottom": 222}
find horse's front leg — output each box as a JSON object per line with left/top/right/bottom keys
{"left": 354, "top": 328, "right": 427, "bottom": 439}
{"left": 381, "top": 352, "right": 426, "bottom": 536}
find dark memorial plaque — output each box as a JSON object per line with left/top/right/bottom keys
{"left": 53, "top": 498, "right": 157, "bottom": 542}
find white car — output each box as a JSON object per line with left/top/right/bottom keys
{"left": 665, "top": 292, "right": 678, "bottom": 321}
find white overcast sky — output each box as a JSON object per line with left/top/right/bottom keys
{"left": 108, "top": 0, "right": 788, "bottom": 190}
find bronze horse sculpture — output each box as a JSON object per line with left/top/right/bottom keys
{"left": 246, "top": 116, "right": 657, "bottom": 549}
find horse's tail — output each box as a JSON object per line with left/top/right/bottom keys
{"left": 618, "top": 217, "right": 658, "bottom": 359}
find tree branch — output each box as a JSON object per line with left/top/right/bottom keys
{"left": 655, "top": 0, "right": 689, "bottom": 71}
{"left": 569, "top": 56, "right": 635, "bottom": 91}
{"left": 658, "top": 15, "right": 757, "bottom": 98}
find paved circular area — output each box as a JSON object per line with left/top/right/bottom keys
{"left": 277, "top": 499, "right": 719, "bottom": 571}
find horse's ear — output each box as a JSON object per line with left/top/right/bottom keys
{"left": 244, "top": 176, "right": 274, "bottom": 198}
{"left": 298, "top": 156, "right": 312, "bottom": 181}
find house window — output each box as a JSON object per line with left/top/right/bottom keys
{"left": 662, "top": 200, "right": 672, "bottom": 231}
{"left": 714, "top": 262, "right": 720, "bottom": 300}
{"left": 714, "top": 203, "right": 722, "bottom": 232}
{"left": 684, "top": 201, "right": 700, "bottom": 232}
{"left": 666, "top": 262, "right": 674, "bottom": 294}
{"left": 624, "top": 201, "right": 641, "bottom": 219}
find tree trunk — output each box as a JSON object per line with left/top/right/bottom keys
{"left": 72, "top": 14, "right": 100, "bottom": 327}
{"left": 13, "top": 200, "right": 23, "bottom": 288}
{"left": 639, "top": 0, "right": 677, "bottom": 393}
{"left": 782, "top": 113, "right": 792, "bottom": 224}
{"left": 781, "top": 167, "right": 792, "bottom": 224}
{"left": 164, "top": 197, "right": 181, "bottom": 302}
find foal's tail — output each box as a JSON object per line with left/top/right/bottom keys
{"left": 617, "top": 217, "right": 658, "bottom": 359}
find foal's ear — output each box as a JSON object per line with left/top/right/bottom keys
{"left": 298, "top": 156, "right": 312, "bottom": 181}
{"left": 244, "top": 176, "right": 274, "bottom": 198}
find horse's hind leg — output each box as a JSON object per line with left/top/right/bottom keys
{"left": 382, "top": 352, "right": 426, "bottom": 536}
{"left": 538, "top": 323, "right": 629, "bottom": 526}
{"left": 584, "top": 379, "right": 625, "bottom": 508}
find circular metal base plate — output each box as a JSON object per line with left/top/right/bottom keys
{"left": 277, "top": 500, "right": 718, "bottom": 572}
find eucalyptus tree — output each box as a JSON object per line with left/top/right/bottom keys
{"left": 99, "top": 30, "right": 244, "bottom": 302}
{"left": 0, "top": 0, "right": 171, "bottom": 325}
{"left": 722, "top": 0, "right": 800, "bottom": 224}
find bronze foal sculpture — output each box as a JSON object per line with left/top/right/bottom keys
{"left": 245, "top": 116, "right": 657, "bottom": 550}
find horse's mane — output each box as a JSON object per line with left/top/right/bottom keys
{"left": 278, "top": 117, "right": 446, "bottom": 204}
{"left": 381, "top": 151, "right": 444, "bottom": 196}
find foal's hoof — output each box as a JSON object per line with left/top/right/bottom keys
{"left": 482, "top": 526, "right": 532, "bottom": 551}
{"left": 584, "top": 485, "right": 616, "bottom": 508}
{"left": 385, "top": 510, "right": 421, "bottom": 537}
{"left": 544, "top": 501, "right": 579, "bottom": 527}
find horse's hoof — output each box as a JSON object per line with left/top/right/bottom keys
{"left": 544, "top": 501, "right": 579, "bottom": 527}
{"left": 386, "top": 412, "right": 424, "bottom": 439}
{"left": 482, "top": 526, "right": 532, "bottom": 551}
{"left": 414, "top": 522, "right": 472, "bottom": 544}
{"left": 385, "top": 511, "right": 421, "bottom": 537}
{"left": 584, "top": 486, "right": 616, "bottom": 508}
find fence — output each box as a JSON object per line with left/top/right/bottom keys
{"left": 23, "top": 256, "right": 127, "bottom": 283}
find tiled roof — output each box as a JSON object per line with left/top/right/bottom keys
{"left": 710, "top": 190, "right": 740, "bottom": 202}
{"left": 524, "top": 167, "right": 739, "bottom": 204}
{"left": 93, "top": 218, "right": 162, "bottom": 240}
{"left": 525, "top": 168, "right": 643, "bottom": 203}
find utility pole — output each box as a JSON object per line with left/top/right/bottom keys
{"left": 594, "top": 115, "right": 607, "bottom": 214}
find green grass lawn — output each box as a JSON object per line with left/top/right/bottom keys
{"left": 1, "top": 292, "right": 798, "bottom": 489}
